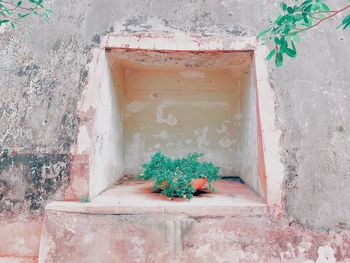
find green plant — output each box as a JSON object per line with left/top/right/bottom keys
{"left": 139, "top": 151, "right": 220, "bottom": 200}
{"left": 0, "top": 0, "right": 52, "bottom": 29}
{"left": 1, "top": 148, "right": 9, "bottom": 158}
{"left": 80, "top": 195, "right": 90, "bottom": 203}
{"left": 258, "top": 0, "right": 350, "bottom": 67}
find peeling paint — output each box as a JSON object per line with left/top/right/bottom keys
{"left": 219, "top": 135, "right": 233, "bottom": 148}
{"left": 217, "top": 123, "right": 227, "bottom": 134}
{"left": 194, "top": 127, "right": 210, "bottom": 148}
{"left": 179, "top": 70, "right": 205, "bottom": 80}
{"left": 126, "top": 100, "right": 145, "bottom": 114}
{"left": 156, "top": 103, "right": 178, "bottom": 126}
{"left": 153, "top": 130, "right": 170, "bottom": 140}
{"left": 316, "top": 246, "right": 336, "bottom": 263}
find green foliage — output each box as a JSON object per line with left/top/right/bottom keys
{"left": 338, "top": 13, "right": 350, "bottom": 29}
{"left": 0, "top": 0, "right": 52, "bottom": 29}
{"left": 258, "top": 0, "right": 350, "bottom": 67}
{"left": 1, "top": 148, "right": 9, "bottom": 158}
{"left": 80, "top": 195, "right": 90, "bottom": 203}
{"left": 139, "top": 151, "right": 220, "bottom": 200}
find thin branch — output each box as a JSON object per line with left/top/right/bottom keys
{"left": 0, "top": 9, "right": 18, "bottom": 22}
{"left": 1, "top": 0, "right": 41, "bottom": 12}
{"left": 310, "top": 10, "right": 337, "bottom": 15}
{"left": 310, "top": 14, "right": 323, "bottom": 21}
{"left": 1, "top": 1, "right": 30, "bottom": 11}
{"left": 285, "top": 3, "right": 350, "bottom": 36}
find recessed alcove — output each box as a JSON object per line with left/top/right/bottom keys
{"left": 65, "top": 33, "right": 284, "bottom": 214}
{"left": 106, "top": 48, "right": 262, "bottom": 194}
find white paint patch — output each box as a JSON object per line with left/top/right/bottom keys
{"left": 166, "top": 142, "right": 175, "bottom": 148}
{"left": 157, "top": 99, "right": 230, "bottom": 110}
{"left": 83, "top": 233, "right": 94, "bottom": 244}
{"left": 185, "top": 139, "right": 192, "bottom": 144}
{"left": 194, "top": 127, "right": 209, "bottom": 148}
{"left": 125, "top": 100, "right": 147, "bottom": 119}
{"left": 77, "top": 126, "right": 90, "bottom": 154}
{"left": 12, "top": 238, "right": 31, "bottom": 255}
{"left": 130, "top": 236, "right": 146, "bottom": 259}
{"left": 125, "top": 133, "right": 145, "bottom": 174}
{"left": 217, "top": 123, "right": 227, "bottom": 134}
{"left": 147, "top": 144, "right": 161, "bottom": 151}
{"left": 219, "top": 136, "right": 233, "bottom": 148}
{"left": 187, "top": 101, "right": 230, "bottom": 109}
{"left": 156, "top": 103, "right": 178, "bottom": 126}
{"left": 233, "top": 112, "right": 242, "bottom": 121}
{"left": 153, "top": 130, "right": 170, "bottom": 139}
{"left": 316, "top": 245, "right": 336, "bottom": 263}
{"left": 126, "top": 100, "right": 145, "bottom": 113}
{"left": 179, "top": 70, "right": 205, "bottom": 79}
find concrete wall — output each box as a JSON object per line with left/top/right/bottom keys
{"left": 0, "top": 0, "right": 349, "bottom": 234}
{"left": 240, "top": 71, "right": 261, "bottom": 197}
{"left": 109, "top": 50, "right": 254, "bottom": 178}
{"left": 89, "top": 53, "right": 124, "bottom": 198}
{"left": 40, "top": 210, "right": 350, "bottom": 263}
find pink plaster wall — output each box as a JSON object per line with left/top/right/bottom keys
{"left": 0, "top": 221, "right": 42, "bottom": 261}
{"left": 38, "top": 210, "right": 350, "bottom": 263}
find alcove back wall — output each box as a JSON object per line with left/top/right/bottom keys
{"left": 108, "top": 50, "right": 255, "bottom": 179}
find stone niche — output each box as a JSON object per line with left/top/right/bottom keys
{"left": 67, "top": 33, "right": 284, "bottom": 213}
{"left": 110, "top": 50, "right": 255, "bottom": 177}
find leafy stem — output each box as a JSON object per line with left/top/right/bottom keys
{"left": 141, "top": 151, "right": 220, "bottom": 200}
{"left": 258, "top": 0, "right": 350, "bottom": 67}
{"left": 287, "top": 3, "right": 350, "bottom": 35}
{"left": 0, "top": 0, "right": 52, "bottom": 29}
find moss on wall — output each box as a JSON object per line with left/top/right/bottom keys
{"left": 0, "top": 153, "right": 69, "bottom": 220}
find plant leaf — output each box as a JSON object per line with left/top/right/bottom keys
{"left": 281, "top": 2, "right": 287, "bottom": 11}
{"left": 287, "top": 7, "right": 295, "bottom": 14}
{"left": 338, "top": 14, "right": 350, "bottom": 30}
{"left": 257, "top": 27, "right": 271, "bottom": 38}
{"left": 319, "top": 3, "right": 330, "bottom": 12}
{"left": 275, "top": 52, "right": 284, "bottom": 67}
{"left": 274, "top": 36, "right": 281, "bottom": 45}
{"left": 266, "top": 49, "right": 276, "bottom": 61}
{"left": 285, "top": 48, "right": 297, "bottom": 58}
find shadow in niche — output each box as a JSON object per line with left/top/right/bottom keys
{"left": 193, "top": 176, "right": 245, "bottom": 197}
{"left": 136, "top": 176, "right": 246, "bottom": 201}
{"left": 137, "top": 183, "right": 212, "bottom": 202}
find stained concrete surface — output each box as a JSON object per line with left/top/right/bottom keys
{"left": 46, "top": 177, "right": 266, "bottom": 216}
{"left": 39, "top": 210, "right": 350, "bottom": 263}
{"left": 0, "top": 0, "right": 349, "bottom": 231}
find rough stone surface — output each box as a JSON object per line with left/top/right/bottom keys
{"left": 0, "top": 221, "right": 41, "bottom": 259}
{"left": 39, "top": 210, "right": 350, "bottom": 263}
{"left": 0, "top": 0, "right": 349, "bottom": 231}
{"left": 0, "top": 154, "right": 69, "bottom": 220}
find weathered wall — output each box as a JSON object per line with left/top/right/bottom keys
{"left": 0, "top": 0, "right": 349, "bottom": 232}
{"left": 240, "top": 69, "right": 261, "bottom": 197}
{"left": 89, "top": 53, "right": 124, "bottom": 198}
{"left": 39, "top": 210, "right": 350, "bottom": 263}
{"left": 109, "top": 50, "right": 253, "bottom": 177}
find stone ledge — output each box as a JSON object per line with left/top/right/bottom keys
{"left": 46, "top": 178, "right": 267, "bottom": 217}
{"left": 0, "top": 257, "right": 37, "bottom": 263}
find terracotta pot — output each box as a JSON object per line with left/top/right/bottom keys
{"left": 160, "top": 178, "right": 208, "bottom": 190}
{"left": 192, "top": 178, "right": 208, "bottom": 190}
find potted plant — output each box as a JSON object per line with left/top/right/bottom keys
{"left": 139, "top": 151, "right": 220, "bottom": 200}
